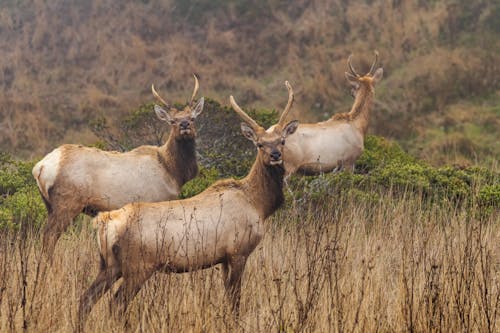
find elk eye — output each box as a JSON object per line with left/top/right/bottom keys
{"left": 281, "top": 139, "right": 285, "bottom": 145}
{"left": 190, "top": 117, "right": 195, "bottom": 121}
{"left": 257, "top": 143, "right": 263, "bottom": 148}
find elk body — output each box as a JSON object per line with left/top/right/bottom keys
{"left": 32, "top": 76, "right": 205, "bottom": 257}
{"left": 274, "top": 52, "right": 383, "bottom": 175}
{"left": 77, "top": 82, "right": 299, "bottom": 330}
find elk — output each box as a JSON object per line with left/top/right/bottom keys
{"left": 273, "top": 52, "right": 383, "bottom": 175}
{"left": 77, "top": 82, "right": 299, "bottom": 330}
{"left": 32, "top": 76, "right": 205, "bottom": 258}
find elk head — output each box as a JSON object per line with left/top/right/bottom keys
{"left": 152, "top": 74, "right": 204, "bottom": 139}
{"left": 345, "top": 51, "right": 383, "bottom": 98}
{"left": 230, "top": 81, "right": 299, "bottom": 166}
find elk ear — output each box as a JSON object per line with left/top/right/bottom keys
{"left": 154, "top": 105, "right": 175, "bottom": 124}
{"left": 372, "top": 68, "right": 383, "bottom": 84}
{"left": 240, "top": 122, "right": 258, "bottom": 143}
{"left": 345, "top": 72, "right": 359, "bottom": 88}
{"left": 282, "top": 120, "right": 299, "bottom": 138}
{"left": 191, "top": 97, "right": 204, "bottom": 118}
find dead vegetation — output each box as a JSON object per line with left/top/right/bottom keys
{"left": 1, "top": 190, "right": 498, "bottom": 332}
{"left": 0, "top": 1, "right": 498, "bottom": 166}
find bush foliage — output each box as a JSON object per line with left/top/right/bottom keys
{"left": 2, "top": 99, "right": 498, "bottom": 230}
{"left": 0, "top": 153, "right": 46, "bottom": 229}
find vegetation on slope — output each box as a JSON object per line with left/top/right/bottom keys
{"left": 0, "top": 0, "right": 498, "bottom": 167}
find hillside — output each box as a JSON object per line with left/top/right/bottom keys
{"left": 0, "top": 0, "right": 498, "bottom": 165}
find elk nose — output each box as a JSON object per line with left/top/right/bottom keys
{"left": 270, "top": 150, "right": 281, "bottom": 160}
{"left": 180, "top": 120, "right": 190, "bottom": 129}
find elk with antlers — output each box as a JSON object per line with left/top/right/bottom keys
{"left": 32, "top": 76, "right": 205, "bottom": 258}
{"left": 273, "top": 52, "right": 383, "bottom": 175}
{"left": 77, "top": 82, "right": 299, "bottom": 330}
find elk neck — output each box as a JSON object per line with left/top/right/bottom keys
{"left": 349, "top": 83, "right": 375, "bottom": 136}
{"left": 158, "top": 130, "right": 198, "bottom": 186}
{"left": 242, "top": 153, "right": 285, "bottom": 219}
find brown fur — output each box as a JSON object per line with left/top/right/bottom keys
{"left": 241, "top": 154, "right": 285, "bottom": 219}
{"left": 330, "top": 78, "right": 376, "bottom": 135}
{"left": 157, "top": 131, "right": 198, "bottom": 188}
{"left": 205, "top": 154, "right": 285, "bottom": 219}
{"left": 38, "top": 110, "right": 201, "bottom": 259}
{"left": 77, "top": 110, "right": 297, "bottom": 329}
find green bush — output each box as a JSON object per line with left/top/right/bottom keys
{"left": 90, "top": 102, "right": 168, "bottom": 151}
{"left": 478, "top": 184, "right": 500, "bottom": 211}
{"left": 285, "top": 135, "right": 499, "bottom": 212}
{"left": 178, "top": 130, "right": 498, "bottom": 218}
{"left": 356, "top": 134, "right": 415, "bottom": 173}
{"left": 0, "top": 187, "right": 47, "bottom": 229}
{"left": 0, "top": 154, "right": 46, "bottom": 229}
{"left": 180, "top": 167, "right": 219, "bottom": 199}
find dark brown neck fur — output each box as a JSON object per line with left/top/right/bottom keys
{"left": 348, "top": 82, "right": 374, "bottom": 135}
{"left": 242, "top": 154, "right": 285, "bottom": 219}
{"left": 158, "top": 131, "right": 198, "bottom": 187}
{"left": 331, "top": 81, "right": 374, "bottom": 135}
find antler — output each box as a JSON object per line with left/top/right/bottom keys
{"left": 368, "top": 51, "right": 379, "bottom": 76}
{"left": 229, "top": 96, "right": 263, "bottom": 131}
{"left": 348, "top": 51, "right": 379, "bottom": 77}
{"left": 347, "top": 54, "right": 359, "bottom": 77}
{"left": 151, "top": 84, "right": 170, "bottom": 108}
{"left": 189, "top": 74, "right": 200, "bottom": 106}
{"left": 278, "top": 81, "right": 294, "bottom": 127}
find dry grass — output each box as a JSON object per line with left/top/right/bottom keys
{"left": 1, "top": 190, "right": 498, "bottom": 332}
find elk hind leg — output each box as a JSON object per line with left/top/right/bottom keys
{"left": 78, "top": 261, "right": 121, "bottom": 332}
{"left": 111, "top": 270, "right": 153, "bottom": 327}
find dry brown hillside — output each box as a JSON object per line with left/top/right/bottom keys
{"left": 0, "top": 0, "right": 498, "bottom": 165}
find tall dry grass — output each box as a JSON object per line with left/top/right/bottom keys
{"left": 1, "top": 191, "right": 498, "bottom": 332}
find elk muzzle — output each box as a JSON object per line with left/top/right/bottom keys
{"left": 179, "top": 120, "right": 191, "bottom": 135}
{"left": 270, "top": 150, "right": 282, "bottom": 165}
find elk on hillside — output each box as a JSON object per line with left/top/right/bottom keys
{"left": 32, "top": 76, "right": 205, "bottom": 257}
{"left": 272, "top": 52, "right": 383, "bottom": 175}
{"left": 77, "top": 82, "right": 299, "bottom": 330}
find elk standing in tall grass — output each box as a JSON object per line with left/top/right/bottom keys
{"left": 275, "top": 52, "right": 383, "bottom": 175}
{"left": 77, "top": 82, "right": 299, "bottom": 330}
{"left": 32, "top": 76, "right": 205, "bottom": 258}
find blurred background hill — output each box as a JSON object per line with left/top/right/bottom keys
{"left": 0, "top": 0, "right": 498, "bottom": 166}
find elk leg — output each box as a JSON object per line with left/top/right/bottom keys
{"left": 341, "top": 158, "right": 356, "bottom": 173}
{"left": 41, "top": 208, "right": 77, "bottom": 259}
{"left": 222, "top": 261, "right": 229, "bottom": 285}
{"left": 41, "top": 189, "right": 85, "bottom": 259}
{"left": 112, "top": 271, "right": 152, "bottom": 326}
{"left": 224, "top": 255, "right": 248, "bottom": 314}
{"left": 78, "top": 266, "right": 121, "bottom": 332}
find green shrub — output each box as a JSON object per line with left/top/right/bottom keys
{"left": 356, "top": 135, "right": 415, "bottom": 173}
{"left": 478, "top": 184, "right": 500, "bottom": 211}
{"left": 180, "top": 167, "right": 219, "bottom": 199}
{"left": 0, "top": 154, "right": 46, "bottom": 229}
{"left": 196, "top": 98, "right": 279, "bottom": 178}
{"left": 90, "top": 102, "right": 168, "bottom": 151}
{"left": 0, "top": 187, "right": 47, "bottom": 229}
{"left": 286, "top": 135, "right": 499, "bottom": 212}
{"left": 0, "top": 153, "right": 37, "bottom": 195}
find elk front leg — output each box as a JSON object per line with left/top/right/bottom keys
{"left": 224, "top": 255, "right": 248, "bottom": 314}
{"left": 41, "top": 205, "right": 81, "bottom": 260}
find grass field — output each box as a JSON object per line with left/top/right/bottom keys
{"left": 1, "top": 189, "right": 498, "bottom": 332}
